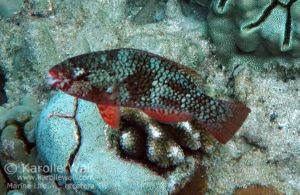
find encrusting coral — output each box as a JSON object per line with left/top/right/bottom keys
{"left": 0, "top": 96, "right": 39, "bottom": 160}
{"left": 0, "top": 97, "right": 39, "bottom": 192}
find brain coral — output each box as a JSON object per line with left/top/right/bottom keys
{"left": 208, "top": 0, "right": 300, "bottom": 70}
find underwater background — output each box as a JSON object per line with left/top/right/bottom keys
{"left": 0, "top": 0, "right": 299, "bottom": 194}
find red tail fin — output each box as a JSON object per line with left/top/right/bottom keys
{"left": 201, "top": 101, "right": 251, "bottom": 144}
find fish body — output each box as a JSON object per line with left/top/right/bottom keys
{"left": 48, "top": 48, "right": 250, "bottom": 143}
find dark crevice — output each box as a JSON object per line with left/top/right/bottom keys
{"left": 240, "top": 136, "right": 267, "bottom": 151}
{"left": 2, "top": 120, "right": 36, "bottom": 154}
{"left": 179, "top": 0, "right": 209, "bottom": 20}
{"left": 283, "top": 5, "right": 292, "bottom": 50}
{"left": 243, "top": 0, "right": 279, "bottom": 30}
{"left": 217, "top": 0, "right": 228, "bottom": 11}
{"left": 235, "top": 44, "right": 256, "bottom": 55}
{"left": 0, "top": 161, "right": 13, "bottom": 190}
{"left": 118, "top": 152, "right": 175, "bottom": 177}
{"left": 65, "top": 98, "right": 81, "bottom": 176}
{"left": 282, "top": 0, "right": 298, "bottom": 50}
{"left": 226, "top": 64, "right": 243, "bottom": 98}
{"left": 16, "top": 123, "right": 36, "bottom": 154}
{"left": 0, "top": 68, "right": 7, "bottom": 105}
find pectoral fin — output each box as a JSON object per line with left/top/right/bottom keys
{"left": 97, "top": 103, "right": 120, "bottom": 128}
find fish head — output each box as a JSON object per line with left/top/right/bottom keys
{"left": 48, "top": 61, "right": 78, "bottom": 92}
{"left": 48, "top": 57, "right": 116, "bottom": 102}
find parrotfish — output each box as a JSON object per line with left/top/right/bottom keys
{"left": 48, "top": 48, "right": 250, "bottom": 144}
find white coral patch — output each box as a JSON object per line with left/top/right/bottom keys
{"left": 167, "top": 146, "right": 181, "bottom": 158}
{"left": 180, "top": 121, "right": 192, "bottom": 132}
{"left": 148, "top": 124, "right": 162, "bottom": 139}
{"left": 192, "top": 132, "right": 200, "bottom": 140}
{"left": 121, "top": 132, "right": 131, "bottom": 141}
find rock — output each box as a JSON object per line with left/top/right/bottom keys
{"left": 0, "top": 0, "right": 24, "bottom": 19}
{"left": 128, "top": 0, "right": 168, "bottom": 24}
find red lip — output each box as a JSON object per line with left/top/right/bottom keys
{"left": 47, "top": 71, "right": 61, "bottom": 86}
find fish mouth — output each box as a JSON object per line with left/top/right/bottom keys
{"left": 47, "top": 72, "right": 61, "bottom": 86}
{"left": 47, "top": 71, "right": 71, "bottom": 90}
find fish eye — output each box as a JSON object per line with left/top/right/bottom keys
{"left": 73, "top": 67, "right": 86, "bottom": 78}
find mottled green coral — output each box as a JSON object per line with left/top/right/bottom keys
{"left": 208, "top": 0, "right": 300, "bottom": 71}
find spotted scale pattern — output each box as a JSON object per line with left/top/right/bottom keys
{"left": 98, "top": 48, "right": 228, "bottom": 124}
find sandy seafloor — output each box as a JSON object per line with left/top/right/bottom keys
{"left": 0, "top": 0, "right": 300, "bottom": 194}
